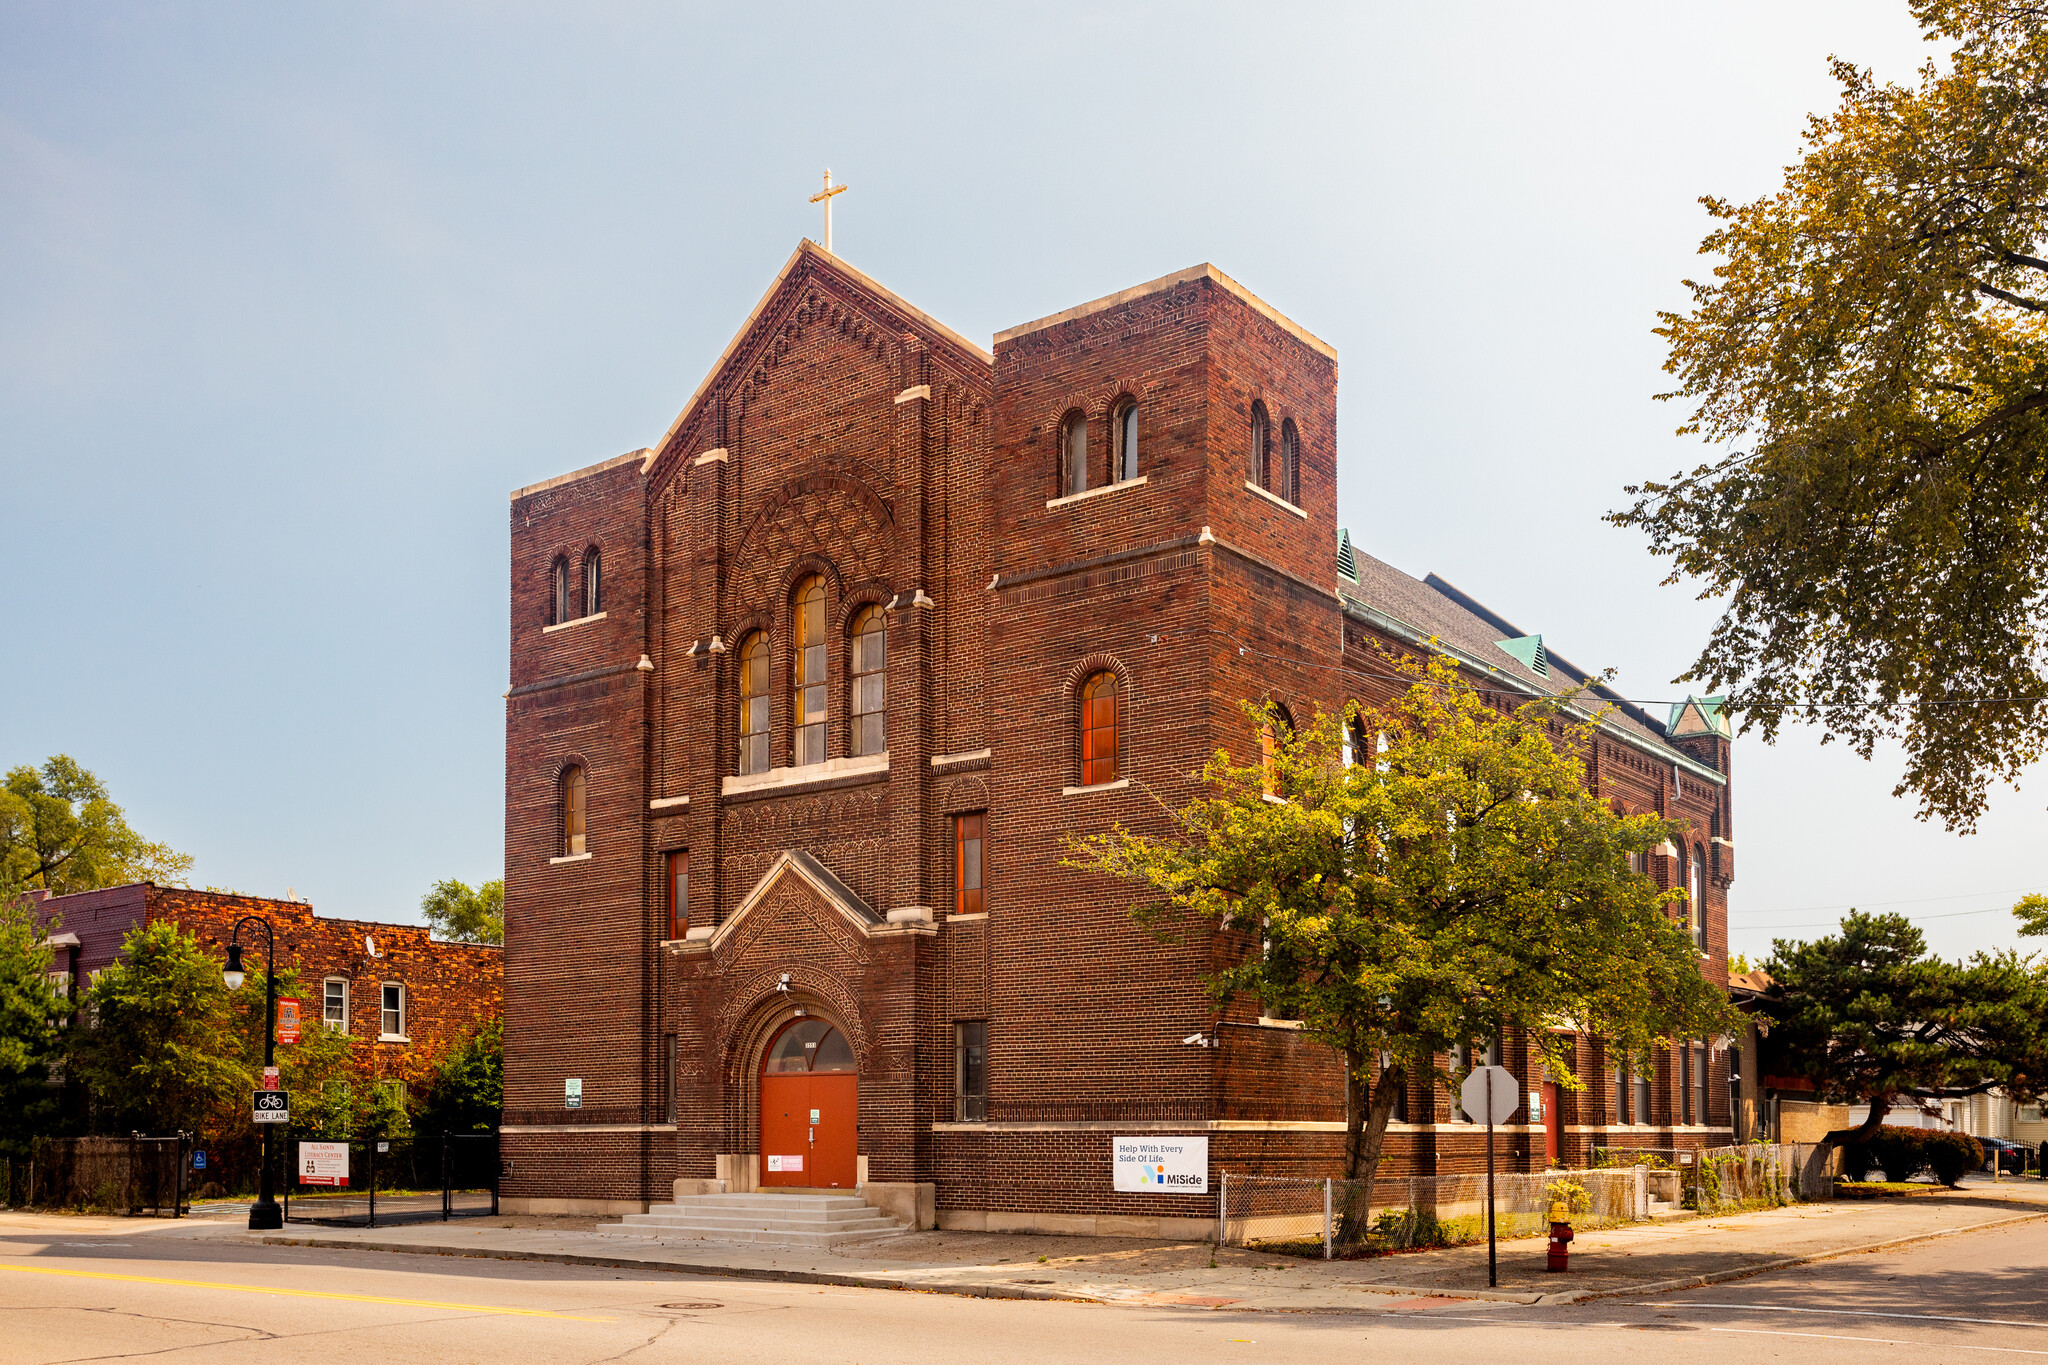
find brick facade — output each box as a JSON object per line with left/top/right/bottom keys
{"left": 37, "top": 884, "right": 501, "bottom": 1099}
{"left": 502, "top": 244, "right": 1736, "bottom": 1225}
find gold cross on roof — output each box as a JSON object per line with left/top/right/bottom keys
{"left": 809, "top": 169, "right": 849, "bottom": 253}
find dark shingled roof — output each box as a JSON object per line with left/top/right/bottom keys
{"left": 1337, "top": 546, "right": 1709, "bottom": 774}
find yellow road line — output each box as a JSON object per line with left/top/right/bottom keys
{"left": 0, "top": 1263, "right": 612, "bottom": 1321}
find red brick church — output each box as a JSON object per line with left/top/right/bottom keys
{"left": 500, "top": 243, "right": 1737, "bottom": 1227}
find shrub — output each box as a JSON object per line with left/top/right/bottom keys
{"left": 1923, "top": 1131, "right": 1984, "bottom": 1187}
{"left": 1867, "top": 1125, "right": 1930, "bottom": 1181}
{"left": 1840, "top": 1142, "right": 1874, "bottom": 1181}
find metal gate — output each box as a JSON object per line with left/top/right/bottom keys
{"left": 282, "top": 1134, "right": 498, "bottom": 1227}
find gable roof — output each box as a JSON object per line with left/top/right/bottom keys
{"left": 709, "top": 849, "right": 883, "bottom": 951}
{"left": 1336, "top": 547, "right": 1723, "bottom": 783}
{"left": 649, "top": 240, "right": 992, "bottom": 475}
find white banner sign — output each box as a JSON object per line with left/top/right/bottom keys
{"left": 1112, "top": 1136, "right": 1208, "bottom": 1193}
{"left": 298, "top": 1141, "right": 349, "bottom": 1187}
{"left": 766, "top": 1154, "right": 803, "bottom": 1173}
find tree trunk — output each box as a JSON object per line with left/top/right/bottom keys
{"left": 1806, "top": 1096, "right": 1888, "bottom": 1199}
{"left": 1336, "top": 1048, "right": 1403, "bottom": 1247}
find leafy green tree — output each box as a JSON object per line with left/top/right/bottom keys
{"left": 1, "top": 756, "right": 192, "bottom": 895}
{"left": 1067, "top": 653, "right": 1735, "bottom": 1240}
{"left": 1763, "top": 910, "right": 2048, "bottom": 1151}
{"left": 70, "top": 921, "right": 241, "bottom": 1132}
{"left": 2016, "top": 893, "right": 2048, "bottom": 938}
{"left": 420, "top": 877, "right": 504, "bottom": 945}
{"left": 0, "top": 899, "right": 70, "bottom": 1156}
{"left": 414, "top": 1018, "right": 502, "bottom": 1135}
{"left": 1614, "top": 1, "right": 2048, "bottom": 831}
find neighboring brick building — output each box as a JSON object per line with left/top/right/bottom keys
{"left": 36, "top": 884, "right": 501, "bottom": 1097}
{"left": 502, "top": 243, "right": 1735, "bottom": 1225}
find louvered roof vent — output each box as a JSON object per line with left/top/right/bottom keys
{"left": 1496, "top": 634, "right": 1548, "bottom": 677}
{"left": 1337, "top": 528, "right": 1357, "bottom": 583}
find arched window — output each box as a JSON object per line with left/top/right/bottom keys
{"left": 1114, "top": 399, "right": 1139, "bottom": 482}
{"left": 792, "top": 577, "right": 827, "bottom": 767}
{"left": 849, "top": 604, "right": 887, "bottom": 757}
{"left": 1279, "top": 419, "right": 1300, "bottom": 505}
{"left": 583, "top": 549, "right": 602, "bottom": 617}
{"left": 765, "top": 1018, "right": 856, "bottom": 1073}
{"left": 738, "top": 632, "right": 771, "bottom": 775}
{"left": 1250, "top": 401, "right": 1270, "bottom": 488}
{"left": 560, "top": 764, "right": 586, "bottom": 856}
{"left": 1061, "top": 410, "right": 1089, "bottom": 498}
{"left": 1260, "top": 704, "right": 1294, "bottom": 797}
{"left": 1691, "top": 845, "right": 1707, "bottom": 950}
{"left": 1080, "top": 671, "right": 1119, "bottom": 786}
{"left": 551, "top": 557, "right": 571, "bottom": 626}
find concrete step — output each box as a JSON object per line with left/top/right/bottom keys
{"left": 620, "top": 1212, "right": 898, "bottom": 1234}
{"left": 623, "top": 1203, "right": 889, "bottom": 1228}
{"left": 596, "top": 1190, "right": 909, "bottom": 1248}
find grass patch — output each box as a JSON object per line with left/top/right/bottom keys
{"left": 1835, "top": 1180, "right": 1948, "bottom": 1198}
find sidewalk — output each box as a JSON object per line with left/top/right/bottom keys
{"left": 134, "top": 1176, "right": 2048, "bottom": 1310}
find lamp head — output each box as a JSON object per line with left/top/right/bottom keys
{"left": 223, "top": 942, "right": 245, "bottom": 991}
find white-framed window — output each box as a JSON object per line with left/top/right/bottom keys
{"left": 2021, "top": 1105, "right": 2043, "bottom": 1123}
{"left": 323, "top": 978, "right": 349, "bottom": 1031}
{"left": 380, "top": 982, "right": 406, "bottom": 1040}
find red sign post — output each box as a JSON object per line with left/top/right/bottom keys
{"left": 276, "top": 998, "right": 301, "bottom": 1046}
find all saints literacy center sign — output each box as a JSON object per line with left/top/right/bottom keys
{"left": 1111, "top": 1136, "right": 1208, "bottom": 1193}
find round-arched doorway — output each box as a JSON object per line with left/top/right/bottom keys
{"left": 759, "top": 1017, "right": 858, "bottom": 1189}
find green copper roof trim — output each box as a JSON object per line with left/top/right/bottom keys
{"left": 1335, "top": 592, "right": 1727, "bottom": 788}
{"left": 1496, "top": 634, "right": 1547, "bottom": 677}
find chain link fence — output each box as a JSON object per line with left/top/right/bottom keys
{"left": 1219, "top": 1167, "right": 1646, "bottom": 1255}
{"left": 1685, "top": 1143, "right": 1811, "bottom": 1215}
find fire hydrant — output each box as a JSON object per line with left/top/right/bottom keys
{"left": 1546, "top": 1211, "right": 1574, "bottom": 1272}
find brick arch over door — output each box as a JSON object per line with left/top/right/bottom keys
{"left": 715, "top": 977, "right": 871, "bottom": 1161}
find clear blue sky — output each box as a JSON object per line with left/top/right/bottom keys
{"left": 3, "top": 2, "right": 2038, "bottom": 961}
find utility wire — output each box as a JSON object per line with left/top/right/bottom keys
{"left": 1729, "top": 884, "right": 2046, "bottom": 919}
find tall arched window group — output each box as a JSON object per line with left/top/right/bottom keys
{"left": 548, "top": 548, "right": 603, "bottom": 626}
{"left": 1248, "top": 400, "right": 1302, "bottom": 507}
{"left": 1058, "top": 399, "right": 1143, "bottom": 499}
{"left": 733, "top": 579, "right": 889, "bottom": 776}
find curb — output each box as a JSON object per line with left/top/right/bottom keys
{"left": 1563, "top": 1206, "right": 2048, "bottom": 1303}
{"left": 256, "top": 1237, "right": 1108, "bottom": 1304}
{"left": 254, "top": 1207, "right": 2048, "bottom": 1315}
{"left": 254, "top": 1234, "right": 1564, "bottom": 1308}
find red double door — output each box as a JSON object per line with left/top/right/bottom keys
{"left": 759, "top": 1019, "right": 858, "bottom": 1190}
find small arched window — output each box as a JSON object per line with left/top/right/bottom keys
{"left": 1279, "top": 419, "right": 1300, "bottom": 505}
{"left": 1080, "top": 671, "right": 1119, "bottom": 786}
{"left": 792, "top": 576, "right": 827, "bottom": 767}
{"left": 1114, "top": 399, "right": 1139, "bottom": 482}
{"left": 1260, "top": 704, "right": 1294, "bottom": 797}
{"left": 551, "top": 557, "right": 571, "bottom": 626}
{"left": 849, "top": 604, "right": 887, "bottom": 757}
{"left": 560, "top": 764, "right": 586, "bottom": 856}
{"left": 1691, "top": 845, "right": 1707, "bottom": 950}
{"left": 738, "top": 632, "right": 771, "bottom": 775}
{"left": 1061, "top": 410, "right": 1089, "bottom": 498}
{"left": 1250, "top": 401, "right": 1270, "bottom": 488}
{"left": 583, "top": 549, "right": 602, "bottom": 617}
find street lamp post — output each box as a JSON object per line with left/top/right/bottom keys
{"left": 223, "top": 915, "right": 281, "bottom": 1231}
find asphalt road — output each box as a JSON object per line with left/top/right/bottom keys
{"left": 3, "top": 1217, "right": 2045, "bottom": 1364}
